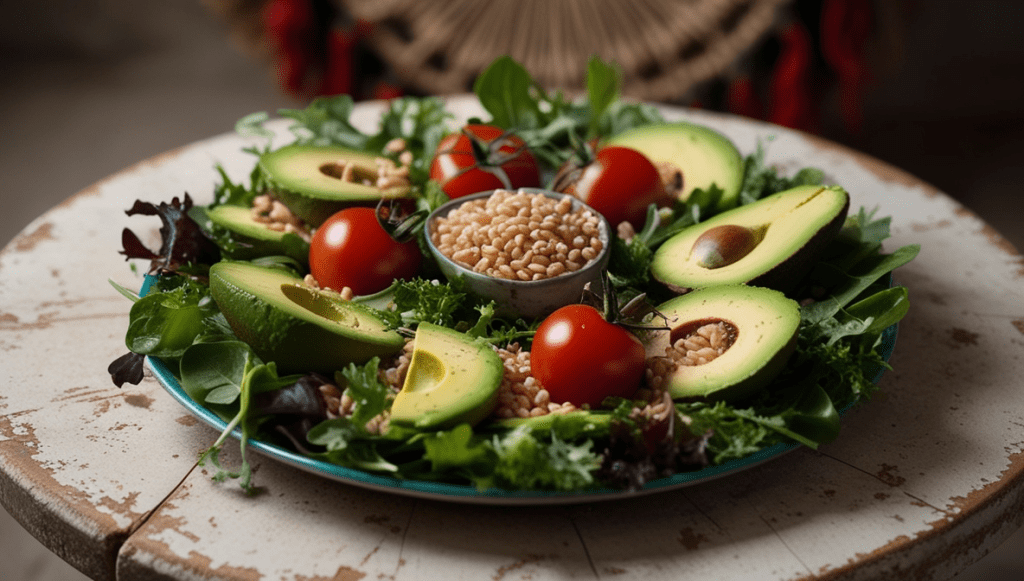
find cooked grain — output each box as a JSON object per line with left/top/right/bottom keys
{"left": 432, "top": 189, "right": 604, "bottom": 281}
{"left": 670, "top": 321, "right": 738, "bottom": 367}
{"left": 491, "top": 343, "right": 577, "bottom": 419}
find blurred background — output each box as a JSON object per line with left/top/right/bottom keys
{"left": 0, "top": 1, "right": 1021, "bottom": 579}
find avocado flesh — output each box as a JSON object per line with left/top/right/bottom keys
{"left": 604, "top": 121, "right": 744, "bottom": 212}
{"left": 209, "top": 261, "right": 404, "bottom": 374}
{"left": 651, "top": 185, "right": 849, "bottom": 294}
{"left": 391, "top": 323, "right": 503, "bottom": 430}
{"left": 199, "top": 204, "right": 310, "bottom": 262}
{"left": 649, "top": 285, "right": 801, "bottom": 402}
{"left": 260, "top": 144, "right": 411, "bottom": 227}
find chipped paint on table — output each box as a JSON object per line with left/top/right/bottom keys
{"left": 1, "top": 96, "right": 1022, "bottom": 581}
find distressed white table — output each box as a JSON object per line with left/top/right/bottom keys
{"left": 1, "top": 97, "right": 1022, "bottom": 581}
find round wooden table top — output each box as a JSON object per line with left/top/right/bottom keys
{"left": 1, "top": 97, "right": 1022, "bottom": 581}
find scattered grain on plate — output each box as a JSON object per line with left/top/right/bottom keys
{"left": 492, "top": 343, "right": 576, "bottom": 419}
{"left": 320, "top": 340, "right": 412, "bottom": 434}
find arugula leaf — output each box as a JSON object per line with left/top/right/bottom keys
{"left": 306, "top": 418, "right": 401, "bottom": 473}
{"left": 235, "top": 111, "right": 275, "bottom": 141}
{"left": 739, "top": 383, "right": 841, "bottom": 448}
{"left": 802, "top": 244, "right": 920, "bottom": 328}
{"left": 738, "top": 140, "right": 825, "bottom": 205}
{"left": 279, "top": 94, "right": 368, "bottom": 149}
{"left": 817, "top": 286, "right": 910, "bottom": 346}
{"left": 209, "top": 163, "right": 267, "bottom": 208}
{"left": 819, "top": 207, "right": 893, "bottom": 272}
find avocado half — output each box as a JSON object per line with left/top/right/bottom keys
{"left": 390, "top": 323, "right": 504, "bottom": 430}
{"left": 650, "top": 285, "right": 801, "bottom": 402}
{"left": 603, "top": 121, "right": 744, "bottom": 212}
{"left": 191, "top": 204, "right": 310, "bottom": 263}
{"left": 209, "top": 261, "right": 405, "bottom": 373}
{"left": 260, "top": 144, "right": 411, "bottom": 227}
{"left": 651, "top": 185, "right": 850, "bottom": 294}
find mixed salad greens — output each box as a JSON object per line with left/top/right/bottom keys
{"left": 109, "top": 57, "right": 918, "bottom": 495}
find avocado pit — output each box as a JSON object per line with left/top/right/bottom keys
{"left": 690, "top": 225, "right": 762, "bottom": 269}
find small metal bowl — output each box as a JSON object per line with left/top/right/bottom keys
{"left": 425, "top": 188, "right": 611, "bottom": 320}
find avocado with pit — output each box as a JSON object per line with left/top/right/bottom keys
{"left": 390, "top": 323, "right": 503, "bottom": 430}
{"left": 191, "top": 204, "right": 310, "bottom": 263}
{"left": 651, "top": 185, "right": 850, "bottom": 294}
{"left": 209, "top": 261, "right": 405, "bottom": 373}
{"left": 260, "top": 144, "right": 411, "bottom": 226}
{"left": 646, "top": 285, "right": 801, "bottom": 402}
{"left": 603, "top": 121, "right": 744, "bottom": 212}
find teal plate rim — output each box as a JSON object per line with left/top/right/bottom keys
{"left": 143, "top": 276, "right": 899, "bottom": 505}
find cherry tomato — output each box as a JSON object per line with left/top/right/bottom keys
{"left": 553, "top": 145, "right": 672, "bottom": 229}
{"left": 429, "top": 124, "right": 541, "bottom": 199}
{"left": 308, "top": 207, "right": 421, "bottom": 295}
{"left": 531, "top": 304, "right": 646, "bottom": 408}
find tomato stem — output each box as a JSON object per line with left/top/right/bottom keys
{"left": 583, "top": 271, "right": 671, "bottom": 332}
{"left": 375, "top": 198, "right": 426, "bottom": 243}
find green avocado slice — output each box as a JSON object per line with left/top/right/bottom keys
{"left": 651, "top": 185, "right": 849, "bottom": 294}
{"left": 603, "top": 121, "right": 744, "bottom": 212}
{"left": 209, "top": 261, "right": 404, "bottom": 373}
{"left": 193, "top": 204, "right": 310, "bottom": 263}
{"left": 260, "top": 144, "right": 411, "bottom": 226}
{"left": 390, "top": 323, "right": 503, "bottom": 430}
{"left": 648, "top": 285, "right": 801, "bottom": 402}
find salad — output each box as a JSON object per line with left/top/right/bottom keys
{"left": 108, "top": 57, "right": 919, "bottom": 496}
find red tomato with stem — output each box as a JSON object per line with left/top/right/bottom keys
{"left": 308, "top": 207, "right": 421, "bottom": 295}
{"left": 554, "top": 145, "right": 672, "bottom": 229}
{"left": 429, "top": 124, "right": 541, "bottom": 199}
{"left": 531, "top": 304, "right": 646, "bottom": 408}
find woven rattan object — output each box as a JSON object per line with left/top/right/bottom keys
{"left": 339, "top": 0, "right": 791, "bottom": 101}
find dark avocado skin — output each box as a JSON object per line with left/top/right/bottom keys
{"left": 746, "top": 194, "right": 849, "bottom": 295}
{"left": 209, "top": 261, "right": 404, "bottom": 375}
